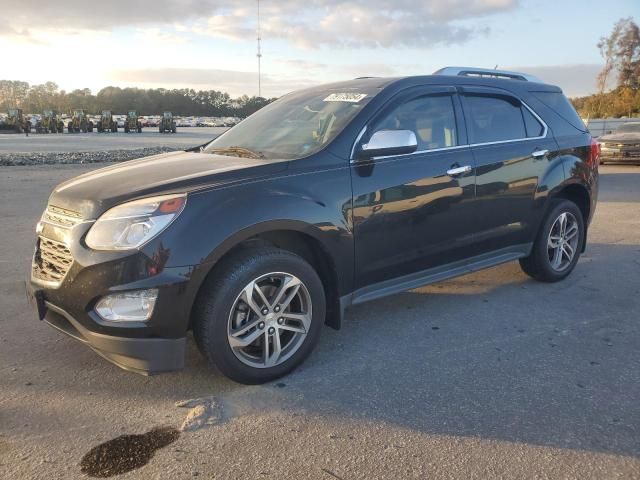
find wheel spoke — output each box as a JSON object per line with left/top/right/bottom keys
{"left": 562, "top": 242, "right": 575, "bottom": 260}
{"left": 550, "top": 245, "right": 563, "bottom": 269}
{"left": 548, "top": 235, "right": 562, "bottom": 248}
{"left": 270, "top": 275, "right": 301, "bottom": 308}
{"left": 230, "top": 317, "right": 262, "bottom": 338}
{"left": 280, "top": 284, "right": 301, "bottom": 310}
{"left": 228, "top": 327, "right": 263, "bottom": 348}
{"left": 281, "top": 312, "right": 311, "bottom": 331}
{"left": 265, "top": 331, "right": 282, "bottom": 367}
{"left": 253, "top": 282, "right": 271, "bottom": 310}
{"left": 240, "top": 283, "right": 264, "bottom": 318}
{"left": 558, "top": 213, "right": 567, "bottom": 237}
{"left": 565, "top": 224, "right": 578, "bottom": 240}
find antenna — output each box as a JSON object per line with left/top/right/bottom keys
{"left": 257, "top": 0, "right": 262, "bottom": 98}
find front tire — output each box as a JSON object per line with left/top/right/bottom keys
{"left": 519, "top": 199, "right": 584, "bottom": 282}
{"left": 193, "top": 247, "right": 325, "bottom": 384}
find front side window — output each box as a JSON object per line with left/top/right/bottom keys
{"left": 205, "top": 88, "right": 378, "bottom": 160}
{"left": 371, "top": 95, "right": 458, "bottom": 151}
{"left": 464, "top": 95, "right": 527, "bottom": 144}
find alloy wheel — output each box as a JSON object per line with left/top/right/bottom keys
{"left": 227, "top": 272, "right": 312, "bottom": 369}
{"left": 547, "top": 212, "right": 579, "bottom": 272}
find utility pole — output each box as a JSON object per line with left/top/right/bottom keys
{"left": 257, "top": 0, "right": 262, "bottom": 98}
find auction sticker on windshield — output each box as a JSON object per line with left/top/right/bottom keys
{"left": 324, "top": 93, "right": 367, "bottom": 103}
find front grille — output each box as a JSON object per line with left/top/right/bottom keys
{"left": 42, "top": 205, "right": 83, "bottom": 229}
{"left": 32, "top": 237, "right": 73, "bottom": 284}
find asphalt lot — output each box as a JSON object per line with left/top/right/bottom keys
{"left": 0, "top": 127, "right": 228, "bottom": 153}
{"left": 0, "top": 164, "right": 639, "bottom": 479}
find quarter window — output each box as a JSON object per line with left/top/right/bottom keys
{"left": 522, "top": 107, "right": 544, "bottom": 137}
{"left": 372, "top": 95, "right": 458, "bottom": 151}
{"left": 464, "top": 95, "right": 528, "bottom": 144}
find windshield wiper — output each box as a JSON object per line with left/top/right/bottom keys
{"left": 206, "top": 146, "right": 265, "bottom": 159}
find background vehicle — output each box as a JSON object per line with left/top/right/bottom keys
{"left": 599, "top": 122, "right": 640, "bottom": 164}
{"left": 67, "top": 109, "right": 94, "bottom": 133}
{"left": 159, "top": 111, "right": 176, "bottom": 133}
{"left": 0, "top": 108, "right": 25, "bottom": 133}
{"left": 124, "top": 110, "right": 142, "bottom": 133}
{"left": 97, "top": 111, "right": 117, "bottom": 133}
{"left": 37, "top": 110, "right": 64, "bottom": 133}
{"left": 29, "top": 68, "right": 598, "bottom": 384}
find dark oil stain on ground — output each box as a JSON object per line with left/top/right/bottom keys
{"left": 79, "top": 426, "right": 180, "bottom": 477}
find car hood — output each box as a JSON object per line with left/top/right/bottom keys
{"left": 48, "top": 151, "right": 288, "bottom": 218}
{"left": 599, "top": 132, "right": 640, "bottom": 143}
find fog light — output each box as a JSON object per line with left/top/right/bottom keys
{"left": 95, "top": 289, "right": 158, "bottom": 322}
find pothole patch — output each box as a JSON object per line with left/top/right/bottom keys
{"left": 175, "top": 396, "right": 222, "bottom": 432}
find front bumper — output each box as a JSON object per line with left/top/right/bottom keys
{"left": 27, "top": 280, "right": 187, "bottom": 375}
{"left": 27, "top": 211, "right": 207, "bottom": 374}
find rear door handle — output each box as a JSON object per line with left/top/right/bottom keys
{"left": 532, "top": 149, "right": 549, "bottom": 159}
{"left": 446, "top": 165, "right": 472, "bottom": 176}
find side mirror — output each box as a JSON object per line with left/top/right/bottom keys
{"left": 358, "top": 129, "right": 418, "bottom": 160}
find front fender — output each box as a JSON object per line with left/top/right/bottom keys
{"left": 142, "top": 166, "right": 354, "bottom": 298}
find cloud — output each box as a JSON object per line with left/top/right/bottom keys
{"left": 0, "top": 1, "right": 517, "bottom": 49}
{"left": 195, "top": 1, "right": 511, "bottom": 49}
{"left": 110, "top": 67, "right": 317, "bottom": 97}
{"left": 0, "top": 20, "right": 44, "bottom": 45}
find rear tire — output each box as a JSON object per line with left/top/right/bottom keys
{"left": 519, "top": 199, "right": 584, "bottom": 282}
{"left": 192, "top": 247, "right": 325, "bottom": 384}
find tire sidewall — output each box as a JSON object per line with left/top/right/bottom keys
{"left": 200, "top": 251, "right": 325, "bottom": 383}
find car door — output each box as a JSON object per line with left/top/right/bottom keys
{"left": 351, "top": 87, "right": 476, "bottom": 290}
{"left": 459, "top": 87, "right": 557, "bottom": 254}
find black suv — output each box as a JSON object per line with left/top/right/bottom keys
{"left": 28, "top": 67, "right": 599, "bottom": 384}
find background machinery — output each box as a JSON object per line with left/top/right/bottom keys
{"left": 124, "top": 110, "right": 142, "bottom": 133}
{"left": 159, "top": 111, "right": 176, "bottom": 133}
{"left": 37, "top": 110, "right": 64, "bottom": 133}
{"left": 0, "top": 108, "right": 25, "bottom": 133}
{"left": 67, "top": 109, "right": 94, "bottom": 133}
{"left": 97, "top": 111, "right": 117, "bottom": 133}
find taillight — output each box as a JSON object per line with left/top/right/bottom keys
{"left": 587, "top": 138, "right": 600, "bottom": 168}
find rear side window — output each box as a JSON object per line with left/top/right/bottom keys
{"left": 523, "top": 107, "right": 545, "bottom": 137}
{"left": 532, "top": 92, "right": 587, "bottom": 132}
{"left": 464, "top": 95, "right": 526, "bottom": 143}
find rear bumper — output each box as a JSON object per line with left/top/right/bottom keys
{"left": 27, "top": 282, "right": 186, "bottom": 375}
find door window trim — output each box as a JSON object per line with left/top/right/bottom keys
{"left": 350, "top": 93, "right": 548, "bottom": 162}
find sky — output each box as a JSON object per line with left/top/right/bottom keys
{"left": 0, "top": 0, "right": 636, "bottom": 98}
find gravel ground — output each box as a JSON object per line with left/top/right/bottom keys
{"left": 0, "top": 127, "right": 227, "bottom": 161}
{"left": 0, "top": 127, "right": 227, "bottom": 158}
{"left": 0, "top": 147, "right": 183, "bottom": 166}
{"left": 0, "top": 164, "right": 639, "bottom": 479}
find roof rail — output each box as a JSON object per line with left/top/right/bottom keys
{"left": 433, "top": 66, "right": 543, "bottom": 83}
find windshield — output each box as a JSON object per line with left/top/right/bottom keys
{"left": 616, "top": 123, "right": 640, "bottom": 133}
{"left": 204, "top": 88, "right": 376, "bottom": 160}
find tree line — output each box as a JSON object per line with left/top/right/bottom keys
{"left": 571, "top": 17, "right": 640, "bottom": 119}
{"left": 0, "top": 81, "right": 276, "bottom": 118}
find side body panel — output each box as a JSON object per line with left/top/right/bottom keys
{"left": 349, "top": 87, "right": 477, "bottom": 289}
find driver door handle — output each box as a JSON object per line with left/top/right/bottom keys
{"left": 446, "top": 165, "right": 472, "bottom": 176}
{"left": 532, "top": 149, "right": 549, "bottom": 159}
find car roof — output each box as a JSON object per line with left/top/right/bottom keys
{"left": 293, "top": 73, "right": 561, "bottom": 99}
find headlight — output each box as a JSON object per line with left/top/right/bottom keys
{"left": 85, "top": 194, "right": 186, "bottom": 250}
